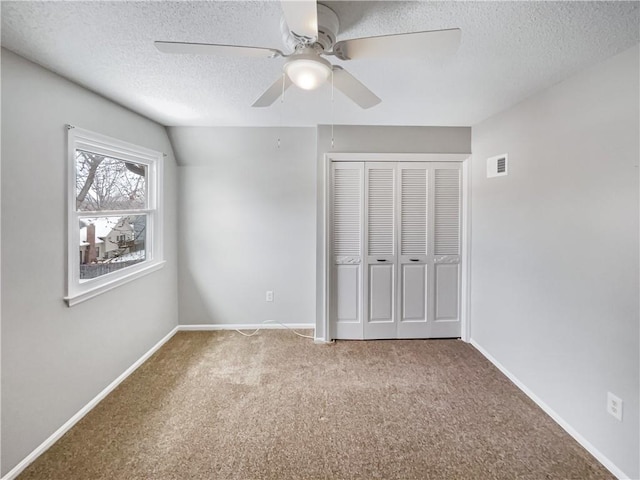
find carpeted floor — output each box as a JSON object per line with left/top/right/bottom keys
{"left": 18, "top": 331, "right": 613, "bottom": 479}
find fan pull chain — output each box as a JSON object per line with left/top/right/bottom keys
{"left": 331, "top": 69, "right": 335, "bottom": 149}
{"left": 278, "top": 72, "right": 286, "bottom": 149}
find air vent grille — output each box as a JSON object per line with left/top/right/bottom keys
{"left": 487, "top": 153, "right": 508, "bottom": 178}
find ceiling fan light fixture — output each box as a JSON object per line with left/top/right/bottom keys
{"left": 284, "top": 50, "right": 332, "bottom": 90}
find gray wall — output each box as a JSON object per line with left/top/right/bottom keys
{"left": 314, "top": 125, "right": 472, "bottom": 340}
{"left": 470, "top": 44, "right": 639, "bottom": 478}
{"left": 1, "top": 50, "right": 179, "bottom": 475}
{"left": 169, "top": 127, "right": 317, "bottom": 326}
{"left": 170, "top": 124, "right": 471, "bottom": 336}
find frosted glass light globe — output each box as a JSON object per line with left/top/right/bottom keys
{"left": 284, "top": 53, "right": 332, "bottom": 91}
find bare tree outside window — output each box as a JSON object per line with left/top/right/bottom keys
{"left": 75, "top": 150, "right": 148, "bottom": 279}
{"left": 75, "top": 150, "right": 147, "bottom": 211}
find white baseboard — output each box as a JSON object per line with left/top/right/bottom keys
{"left": 469, "top": 339, "right": 630, "bottom": 480}
{"left": 1, "top": 322, "right": 320, "bottom": 479}
{"left": 1, "top": 326, "right": 179, "bottom": 480}
{"left": 178, "top": 322, "right": 315, "bottom": 331}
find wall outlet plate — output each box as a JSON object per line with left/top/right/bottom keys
{"left": 607, "top": 392, "right": 623, "bottom": 421}
{"left": 266, "top": 290, "right": 274, "bottom": 302}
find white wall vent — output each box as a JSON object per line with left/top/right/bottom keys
{"left": 487, "top": 154, "right": 508, "bottom": 178}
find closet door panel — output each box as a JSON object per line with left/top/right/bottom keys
{"left": 366, "top": 167, "right": 395, "bottom": 257}
{"left": 400, "top": 166, "right": 428, "bottom": 258}
{"left": 364, "top": 163, "right": 397, "bottom": 339}
{"left": 368, "top": 264, "right": 395, "bottom": 322}
{"left": 335, "top": 265, "right": 360, "bottom": 322}
{"left": 397, "top": 164, "right": 429, "bottom": 337}
{"left": 430, "top": 165, "right": 462, "bottom": 337}
{"left": 435, "top": 263, "right": 459, "bottom": 320}
{"left": 401, "top": 263, "right": 427, "bottom": 321}
{"left": 434, "top": 168, "right": 461, "bottom": 257}
{"left": 330, "top": 163, "right": 364, "bottom": 339}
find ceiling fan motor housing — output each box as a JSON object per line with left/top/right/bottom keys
{"left": 281, "top": 3, "right": 340, "bottom": 52}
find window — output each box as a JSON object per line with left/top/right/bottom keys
{"left": 66, "top": 127, "right": 164, "bottom": 306}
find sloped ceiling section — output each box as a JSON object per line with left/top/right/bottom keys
{"left": 1, "top": 1, "right": 638, "bottom": 127}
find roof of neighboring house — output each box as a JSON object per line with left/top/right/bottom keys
{"left": 80, "top": 240, "right": 104, "bottom": 247}
{"left": 79, "top": 217, "right": 133, "bottom": 243}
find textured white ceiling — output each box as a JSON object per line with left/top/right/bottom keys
{"left": 1, "top": 1, "right": 638, "bottom": 127}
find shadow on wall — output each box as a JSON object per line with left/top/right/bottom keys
{"left": 178, "top": 254, "right": 223, "bottom": 325}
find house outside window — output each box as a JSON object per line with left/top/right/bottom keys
{"left": 66, "top": 127, "right": 164, "bottom": 306}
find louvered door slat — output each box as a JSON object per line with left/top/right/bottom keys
{"left": 434, "top": 169, "right": 461, "bottom": 255}
{"left": 333, "top": 168, "right": 362, "bottom": 256}
{"left": 401, "top": 168, "right": 427, "bottom": 255}
{"left": 367, "top": 168, "right": 395, "bottom": 255}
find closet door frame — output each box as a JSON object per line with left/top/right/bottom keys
{"left": 319, "top": 153, "right": 471, "bottom": 343}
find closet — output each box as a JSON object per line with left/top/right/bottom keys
{"left": 329, "top": 161, "right": 462, "bottom": 339}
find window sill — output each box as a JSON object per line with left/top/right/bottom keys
{"left": 65, "top": 260, "right": 166, "bottom": 307}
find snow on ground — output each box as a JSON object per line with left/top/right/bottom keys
{"left": 109, "top": 250, "right": 146, "bottom": 263}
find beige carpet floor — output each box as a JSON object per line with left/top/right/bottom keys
{"left": 19, "top": 331, "right": 613, "bottom": 479}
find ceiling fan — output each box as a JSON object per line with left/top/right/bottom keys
{"left": 155, "top": 1, "right": 461, "bottom": 109}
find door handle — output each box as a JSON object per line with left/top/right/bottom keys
{"left": 409, "top": 259, "right": 420, "bottom": 262}
{"left": 377, "top": 259, "right": 387, "bottom": 262}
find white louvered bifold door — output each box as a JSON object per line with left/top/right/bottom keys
{"left": 364, "top": 163, "right": 397, "bottom": 339}
{"left": 329, "top": 161, "right": 462, "bottom": 340}
{"left": 330, "top": 162, "right": 365, "bottom": 339}
{"left": 397, "top": 163, "right": 430, "bottom": 338}
{"left": 430, "top": 164, "right": 462, "bottom": 337}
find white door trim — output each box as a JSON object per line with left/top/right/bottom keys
{"left": 460, "top": 159, "right": 471, "bottom": 342}
{"left": 328, "top": 153, "right": 469, "bottom": 163}
{"left": 318, "top": 152, "right": 471, "bottom": 343}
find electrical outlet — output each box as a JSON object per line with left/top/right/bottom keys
{"left": 607, "top": 392, "right": 623, "bottom": 421}
{"left": 266, "top": 290, "right": 274, "bottom": 302}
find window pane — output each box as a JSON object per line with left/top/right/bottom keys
{"left": 75, "top": 150, "right": 147, "bottom": 211}
{"left": 79, "top": 215, "right": 147, "bottom": 280}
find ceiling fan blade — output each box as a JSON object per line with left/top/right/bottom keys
{"left": 281, "top": 0, "right": 318, "bottom": 40}
{"left": 155, "top": 41, "right": 283, "bottom": 58}
{"left": 252, "top": 75, "right": 293, "bottom": 107}
{"left": 333, "top": 28, "right": 461, "bottom": 61}
{"left": 331, "top": 66, "right": 381, "bottom": 109}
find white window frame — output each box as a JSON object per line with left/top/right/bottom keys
{"left": 65, "top": 126, "right": 164, "bottom": 306}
